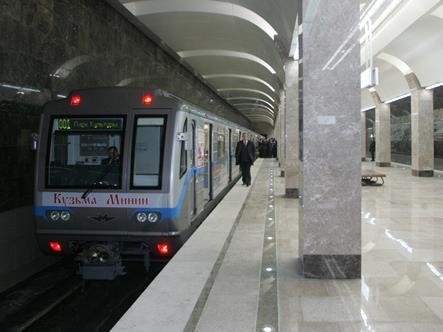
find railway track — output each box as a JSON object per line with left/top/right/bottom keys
{"left": 0, "top": 260, "right": 164, "bottom": 332}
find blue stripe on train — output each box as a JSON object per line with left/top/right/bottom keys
{"left": 33, "top": 166, "right": 207, "bottom": 223}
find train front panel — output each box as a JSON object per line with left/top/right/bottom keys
{"left": 34, "top": 88, "right": 190, "bottom": 259}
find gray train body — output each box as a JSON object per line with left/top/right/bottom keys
{"left": 34, "top": 87, "right": 257, "bottom": 277}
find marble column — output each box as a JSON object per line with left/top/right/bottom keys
{"left": 279, "top": 90, "right": 286, "bottom": 177}
{"left": 299, "top": 0, "right": 361, "bottom": 279}
{"left": 411, "top": 89, "right": 434, "bottom": 177}
{"left": 285, "top": 60, "right": 300, "bottom": 198}
{"left": 375, "top": 101, "right": 391, "bottom": 167}
{"left": 361, "top": 112, "right": 367, "bottom": 161}
{"left": 273, "top": 107, "right": 280, "bottom": 156}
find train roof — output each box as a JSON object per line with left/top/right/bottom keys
{"left": 44, "top": 87, "right": 258, "bottom": 135}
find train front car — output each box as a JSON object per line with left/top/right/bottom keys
{"left": 34, "top": 88, "right": 188, "bottom": 279}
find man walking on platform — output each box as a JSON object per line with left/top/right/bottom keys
{"left": 236, "top": 133, "right": 256, "bottom": 186}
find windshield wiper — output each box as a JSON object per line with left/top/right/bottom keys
{"left": 81, "top": 165, "right": 114, "bottom": 199}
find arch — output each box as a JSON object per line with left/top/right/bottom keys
{"left": 218, "top": 88, "right": 276, "bottom": 103}
{"left": 227, "top": 97, "right": 275, "bottom": 110}
{"left": 239, "top": 108, "right": 275, "bottom": 119}
{"left": 368, "top": 87, "right": 382, "bottom": 105}
{"left": 116, "top": 76, "right": 146, "bottom": 86}
{"left": 178, "top": 50, "right": 277, "bottom": 75}
{"left": 123, "top": 0, "right": 278, "bottom": 40}
{"left": 233, "top": 103, "right": 275, "bottom": 114}
{"left": 377, "top": 52, "right": 421, "bottom": 89}
{"left": 203, "top": 74, "right": 276, "bottom": 92}
{"left": 242, "top": 114, "right": 274, "bottom": 126}
{"left": 52, "top": 55, "right": 93, "bottom": 79}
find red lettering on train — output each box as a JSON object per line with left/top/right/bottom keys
{"left": 51, "top": 193, "right": 148, "bottom": 206}
{"left": 52, "top": 193, "right": 97, "bottom": 205}
{"left": 106, "top": 194, "right": 148, "bottom": 206}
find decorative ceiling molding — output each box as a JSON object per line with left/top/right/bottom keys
{"left": 123, "top": 0, "right": 278, "bottom": 40}
{"left": 203, "top": 74, "right": 276, "bottom": 92}
{"left": 218, "top": 88, "right": 276, "bottom": 103}
{"left": 178, "top": 50, "right": 277, "bottom": 75}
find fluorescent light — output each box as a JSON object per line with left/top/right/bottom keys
{"left": 359, "top": 0, "right": 402, "bottom": 44}
{"left": 0, "top": 83, "right": 41, "bottom": 93}
{"left": 426, "top": 82, "right": 443, "bottom": 90}
{"left": 384, "top": 93, "right": 411, "bottom": 104}
{"left": 360, "top": 0, "right": 386, "bottom": 24}
{"left": 371, "top": 0, "right": 401, "bottom": 33}
{"left": 361, "top": 106, "right": 375, "bottom": 112}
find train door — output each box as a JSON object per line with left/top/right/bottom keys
{"left": 208, "top": 124, "right": 213, "bottom": 201}
{"left": 228, "top": 129, "right": 232, "bottom": 182}
{"left": 191, "top": 120, "right": 197, "bottom": 216}
{"left": 201, "top": 123, "right": 212, "bottom": 205}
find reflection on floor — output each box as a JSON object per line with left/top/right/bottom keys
{"left": 278, "top": 161, "right": 443, "bottom": 331}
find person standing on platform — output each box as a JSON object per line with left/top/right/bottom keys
{"left": 369, "top": 139, "right": 376, "bottom": 162}
{"left": 236, "top": 133, "right": 256, "bottom": 186}
{"left": 270, "top": 138, "right": 278, "bottom": 158}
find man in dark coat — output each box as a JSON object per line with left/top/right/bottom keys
{"left": 270, "top": 138, "right": 278, "bottom": 158}
{"left": 369, "top": 139, "right": 376, "bottom": 162}
{"left": 236, "top": 133, "right": 256, "bottom": 186}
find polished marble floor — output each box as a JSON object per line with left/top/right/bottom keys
{"left": 277, "top": 161, "right": 443, "bottom": 331}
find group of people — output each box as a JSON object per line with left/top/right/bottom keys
{"left": 103, "top": 135, "right": 275, "bottom": 189}
{"left": 235, "top": 134, "right": 279, "bottom": 187}
{"left": 257, "top": 137, "right": 277, "bottom": 158}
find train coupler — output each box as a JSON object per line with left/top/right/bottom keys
{"left": 75, "top": 244, "right": 126, "bottom": 280}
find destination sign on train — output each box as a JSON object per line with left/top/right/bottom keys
{"left": 56, "top": 118, "right": 123, "bottom": 131}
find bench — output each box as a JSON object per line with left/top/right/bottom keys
{"left": 362, "top": 169, "right": 386, "bottom": 186}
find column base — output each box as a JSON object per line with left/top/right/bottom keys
{"left": 301, "top": 255, "right": 361, "bottom": 279}
{"left": 285, "top": 188, "right": 299, "bottom": 198}
{"left": 412, "top": 169, "right": 434, "bottom": 177}
{"left": 280, "top": 170, "right": 285, "bottom": 177}
{"left": 376, "top": 162, "right": 391, "bottom": 167}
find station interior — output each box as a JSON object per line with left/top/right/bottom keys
{"left": 2, "top": 0, "right": 443, "bottom": 331}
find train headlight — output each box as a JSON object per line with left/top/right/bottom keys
{"left": 60, "top": 211, "right": 71, "bottom": 221}
{"left": 136, "top": 212, "right": 148, "bottom": 223}
{"left": 147, "top": 212, "right": 159, "bottom": 223}
{"left": 49, "top": 211, "right": 60, "bottom": 221}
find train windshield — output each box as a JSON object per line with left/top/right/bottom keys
{"left": 131, "top": 116, "right": 166, "bottom": 189}
{"left": 46, "top": 117, "right": 124, "bottom": 189}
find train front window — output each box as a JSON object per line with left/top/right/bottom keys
{"left": 131, "top": 116, "right": 166, "bottom": 189}
{"left": 46, "top": 117, "right": 124, "bottom": 188}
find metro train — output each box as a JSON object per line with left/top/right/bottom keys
{"left": 33, "top": 87, "right": 258, "bottom": 279}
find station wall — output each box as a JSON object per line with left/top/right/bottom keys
{"left": 0, "top": 0, "right": 249, "bottom": 292}
{"left": 390, "top": 97, "right": 411, "bottom": 165}
{"left": 364, "top": 86, "right": 443, "bottom": 170}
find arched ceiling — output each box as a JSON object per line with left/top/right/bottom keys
{"left": 361, "top": 0, "right": 443, "bottom": 109}
{"left": 119, "top": 0, "right": 298, "bottom": 127}
{"left": 118, "top": 0, "right": 443, "bottom": 122}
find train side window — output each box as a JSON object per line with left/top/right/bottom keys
{"left": 179, "top": 119, "right": 188, "bottom": 178}
{"left": 131, "top": 116, "right": 166, "bottom": 189}
{"left": 217, "top": 132, "right": 225, "bottom": 159}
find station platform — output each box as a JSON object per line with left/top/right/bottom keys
{"left": 113, "top": 159, "right": 443, "bottom": 332}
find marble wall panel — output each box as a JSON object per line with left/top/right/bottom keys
{"left": 361, "top": 112, "right": 366, "bottom": 160}
{"left": 365, "top": 108, "right": 375, "bottom": 158}
{"left": 433, "top": 86, "right": 443, "bottom": 170}
{"left": 391, "top": 97, "right": 411, "bottom": 165}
